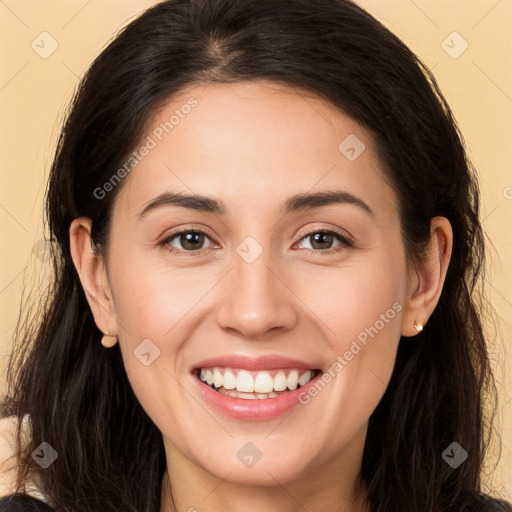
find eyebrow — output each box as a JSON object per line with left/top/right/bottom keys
{"left": 137, "top": 190, "right": 374, "bottom": 219}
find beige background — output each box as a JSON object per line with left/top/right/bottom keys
{"left": 0, "top": 0, "right": 510, "bottom": 501}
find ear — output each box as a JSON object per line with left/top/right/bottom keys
{"left": 401, "top": 216, "right": 453, "bottom": 337}
{"left": 69, "top": 217, "right": 118, "bottom": 339}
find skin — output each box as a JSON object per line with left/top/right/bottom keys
{"left": 70, "top": 80, "right": 452, "bottom": 512}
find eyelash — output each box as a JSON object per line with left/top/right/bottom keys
{"left": 158, "top": 226, "right": 354, "bottom": 257}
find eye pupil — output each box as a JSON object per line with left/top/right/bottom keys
{"left": 181, "top": 232, "right": 204, "bottom": 250}
{"left": 310, "top": 232, "right": 334, "bottom": 250}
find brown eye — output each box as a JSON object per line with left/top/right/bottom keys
{"left": 295, "top": 230, "right": 353, "bottom": 254}
{"left": 307, "top": 232, "right": 335, "bottom": 250}
{"left": 160, "top": 229, "right": 216, "bottom": 254}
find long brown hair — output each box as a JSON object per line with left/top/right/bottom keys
{"left": 5, "top": 0, "right": 511, "bottom": 510}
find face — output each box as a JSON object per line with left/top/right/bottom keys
{"left": 88, "top": 81, "right": 412, "bottom": 486}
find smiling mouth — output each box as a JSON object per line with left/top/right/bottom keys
{"left": 194, "top": 367, "right": 322, "bottom": 400}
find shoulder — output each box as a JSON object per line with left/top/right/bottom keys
{"left": 0, "top": 416, "right": 52, "bottom": 512}
{"left": 0, "top": 415, "right": 37, "bottom": 499}
{"left": 0, "top": 417, "right": 18, "bottom": 498}
{"left": 463, "top": 495, "right": 512, "bottom": 512}
{"left": 0, "top": 494, "right": 54, "bottom": 511}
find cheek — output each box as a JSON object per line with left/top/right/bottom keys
{"left": 106, "top": 255, "right": 223, "bottom": 409}
{"left": 109, "top": 253, "right": 217, "bottom": 341}
{"left": 295, "top": 253, "right": 406, "bottom": 347}
{"left": 294, "top": 250, "right": 406, "bottom": 406}
{"left": 107, "top": 256, "right": 205, "bottom": 434}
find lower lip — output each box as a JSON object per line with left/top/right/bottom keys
{"left": 191, "top": 371, "right": 323, "bottom": 421}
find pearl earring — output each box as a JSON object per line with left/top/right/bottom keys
{"left": 101, "top": 330, "right": 118, "bottom": 348}
{"left": 413, "top": 321, "right": 423, "bottom": 333}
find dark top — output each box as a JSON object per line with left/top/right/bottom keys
{"left": 1, "top": 492, "right": 511, "bottom": 511}
{"left": 0, "top": 494, "right": 53, "bottom": 511}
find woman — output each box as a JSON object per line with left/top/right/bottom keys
{"left": 1, "top": 0, "right": 510, "bottom": 510}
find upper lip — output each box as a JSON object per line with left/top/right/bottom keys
{"left": 191, "top": 354, "right": 320, "bottom": 372}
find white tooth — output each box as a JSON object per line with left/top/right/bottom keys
{"left": 287, "top": 369, "right": 299, "bottom": 390}
{"left": 223, "top": 370, "right": 236, "bottom": 389}
{"left": 236, "top": 370, "right": 254, "bottom": 392}
{"left": 254, "top": 371, "right": 274, "bottom": 393}
{"left": 237, "top": 391, "right": 258, "bottom": 399}
{"left": 205, "top": 369, "right": 214, "bottom": 385}
{"left": 213, "top": 367, "right": 223, "bottom": 388}
{"left": 298, "top": 370, "right": 312, "bottom": 387}
{"left": 273, "top": 371, "right": 288, "bottom": 391}
{"left": 220, "top": 388, "right": 280, "bottom": 399}
{"left": 200, "top": 368, "right": 206, "bottom": 381}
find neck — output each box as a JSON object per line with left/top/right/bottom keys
{"left": 159, "top": 427, "right": 369, "bottom": 512}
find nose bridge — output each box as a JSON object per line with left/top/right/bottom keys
{"left": 215, "top": 236, "right": 297, "bottom": 338}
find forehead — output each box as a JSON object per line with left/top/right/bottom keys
{"left": 115, "top": 80, "right": 398, "bottom": 220}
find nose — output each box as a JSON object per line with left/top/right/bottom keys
{"left": 215, "top": 248, "right": 298, "bottom": 339}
